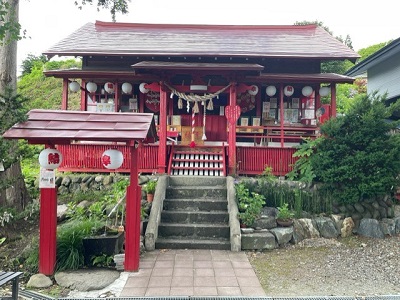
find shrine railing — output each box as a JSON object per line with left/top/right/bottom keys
{"left": 236, "top": 146, "right": 297, "bottom": 176}
{"left": 57, "top": 143, "right": 159, "bottom": 174}
{"left": 57, "top": 143, "right": 297, "bottom": 176}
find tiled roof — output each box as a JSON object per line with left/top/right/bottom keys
{"left": 3, "top": 109, "right": 156, "bottom": 145}
{"left": 44, "top": 21, "right": 359, "bottom": 61}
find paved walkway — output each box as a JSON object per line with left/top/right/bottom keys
{"left": 120, "top": 249, "right": 266, "bottom": 297}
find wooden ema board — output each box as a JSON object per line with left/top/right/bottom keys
{"left": 181, "top": 126, "right": 204, "bottom": 145}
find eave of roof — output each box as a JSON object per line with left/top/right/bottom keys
{"left": 43, "top": 21, "right": 359, "bottom": 62}
{"left": 3, "top": 109, "right": 156, "bottom": 145}
{"left": 346, "top": 37, "right": 400, "bottom": 76}
{"left": 131, "top": 61, "right": 264, "bottom": 72}
{"left": 43, "top": 69, "right": 160, "bottom": 81}
{"left": 43, "top": 68, "right": 354, "bottom": 85}
{"left": 246, "top": 73, "right": 355, "bottom": 84}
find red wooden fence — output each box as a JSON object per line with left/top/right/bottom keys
{"left": 57, "top": 143, "right": 297, "bottom": 176}
{"left": 236, "top": 146, "right": 297, "bottom": 176}
{"left": 57, "top": 144, "right": 159, "bottom": 174}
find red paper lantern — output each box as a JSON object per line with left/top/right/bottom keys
{"left": 38, "top": 148, "right": 62, "bottom": 169}
{"left": 102, "top": 149, "right": 123, "bottom": 169}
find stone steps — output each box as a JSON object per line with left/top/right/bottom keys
{"left": 155, "top": 176, "right": 230, "bottom": 250}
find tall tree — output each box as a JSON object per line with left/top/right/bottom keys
{"left": 0, "top": 0, "right": 130, "bottom": 210}
{"left": 0, "top": 0, "right": 29, "bottom": 209}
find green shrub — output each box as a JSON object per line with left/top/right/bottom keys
{"left": 56, "top": 219, "right": 103, "bottom": 271}
{"left": 309, "top": 93, "right": 400, "bottom": 204}
{"left": 235, "top": 181, "right": 265, "bottom": 227}
{"left": 240, "top": 178, "right": 332, "bottom": 215}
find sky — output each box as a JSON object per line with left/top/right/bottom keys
{"left": 18, "top": 0, "right": 400, "bottom": 73}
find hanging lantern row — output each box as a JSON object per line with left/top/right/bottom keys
{"left": 265, "top": 85, "right": 331, "bottom": 97}
{"left": 69, "top": 81, "right": 134, "bottom": 94}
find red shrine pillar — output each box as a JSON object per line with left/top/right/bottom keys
{"left": 157, "top": 82, "right": 168, "bottom": 174}
{"left": 124, "top": 141, "right": 141, "bottom": 271}
{"left": 226, "top": 83, "right": 241, "bottom": 175}
{"left": 330, "top": 85, "right": 337, "bottom": 118}
{"left": 279, "top": 84, "right": 285, "bottom": 148}
{"left": 39, "top": 187, "right": 57, "bottom": 275}
{"left": 62, "top": 78, "right": 69, "bottom": 110}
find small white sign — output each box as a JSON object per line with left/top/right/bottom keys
{"left": 39, "top": 167, "right": 56, "bottom": 188}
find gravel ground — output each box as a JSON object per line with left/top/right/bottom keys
{"left": 248, "top": 234, "right": 400, "bottom": 297}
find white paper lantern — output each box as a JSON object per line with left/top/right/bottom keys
{"left": 69, "top": 81, "right": 80, "bottom": 92}
{"left": 302, "top": 86, "right": 313, "bottom": 97}
{"left": 121, "top": 82, "right": 133, "bottom": 94}
{"left": 248, "top": 85, "right": 259, "bottom": 96}
{"left": 139, "top": 82, "right": 149, "bottom": 94}
{"left": 86, "top": 82, "right": 97, "bottom": 93}
{"left": 319, "top": 86, "right": 330, "bottom": 97}
{"left": 284, "top": 85, "right": 294, "bottom": 97}
{"left": 39, "top": 148, "right": 63, "bottom": 169}
{"left": 104, "top": 82, "right": 115, "bottom": 94}
{"left": 266, "top": 85, "right": 277, "bottom": 97}
{"left": 102, "top": 149, "right": 124, "bottom": 169}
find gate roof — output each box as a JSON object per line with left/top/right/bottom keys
{"left": 3, "top": 109, "right": 156, "bottom": 145}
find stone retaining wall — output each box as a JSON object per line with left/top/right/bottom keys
{"left": 241, "top": 206, "right": 400, "bottom": 251}
{"left": 53, "top": 174, "right": 150, "bottom": 199}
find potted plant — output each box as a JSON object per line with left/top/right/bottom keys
{"left": 276, "top": 203, "right": 295, "bottom": 226}
{"left": 144, "top": 180, "right": 157, "bottom": 202}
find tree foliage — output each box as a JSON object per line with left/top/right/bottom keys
{"left": 357, "top": 41, "right": 392, "bottom": 63}
{"left": 0, "top": 0, "right": 24, "bottom": 44}
{"left": 309, "top": 93, "right": 400, "bottom": 204}
{"left": 20, "top": 54, "right": 48, "bottom": 76}
{"left": 74, "top": 0, "right": 130, "bottom": 21}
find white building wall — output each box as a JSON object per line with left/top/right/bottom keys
{"left": 368, "top": 51, "right": 400, "bottom": 99}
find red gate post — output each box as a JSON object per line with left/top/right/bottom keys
{"left": 39, "top": 187, "right": 57, "bottom": 275}
{"left": 124, "top": 142, "right": 141, "bottom": 271}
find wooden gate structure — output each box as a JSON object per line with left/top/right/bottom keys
{"left": 3, "top": 110, "right": 156, "bottom": 274}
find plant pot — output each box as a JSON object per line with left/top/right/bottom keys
{"left": 83, "top": 231, "right": 125, "bottom": 266}
{"left": 276, "top": 219, "right": 294, "bottom": 227}
{"left": 146, "top": 193, "right": 154, "bottom": 202}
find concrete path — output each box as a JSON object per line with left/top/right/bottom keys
{"left": 120, "top": 249, "right": 266, "bottom": 297}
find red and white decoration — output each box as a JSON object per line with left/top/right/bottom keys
{"left": 284, "top": 85, "right": 294, "bottom": 97}
{"left": 39, "top": 148, "right": 63, "bottom": 169}
{"left": 104, "top": 82, "right": 115, "bottom": 94}
{"left": 102, "top": 149, "right": 124, "bottom": 169}
{"left": 248, "top": 85, "right": 259, "bottom": 96}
